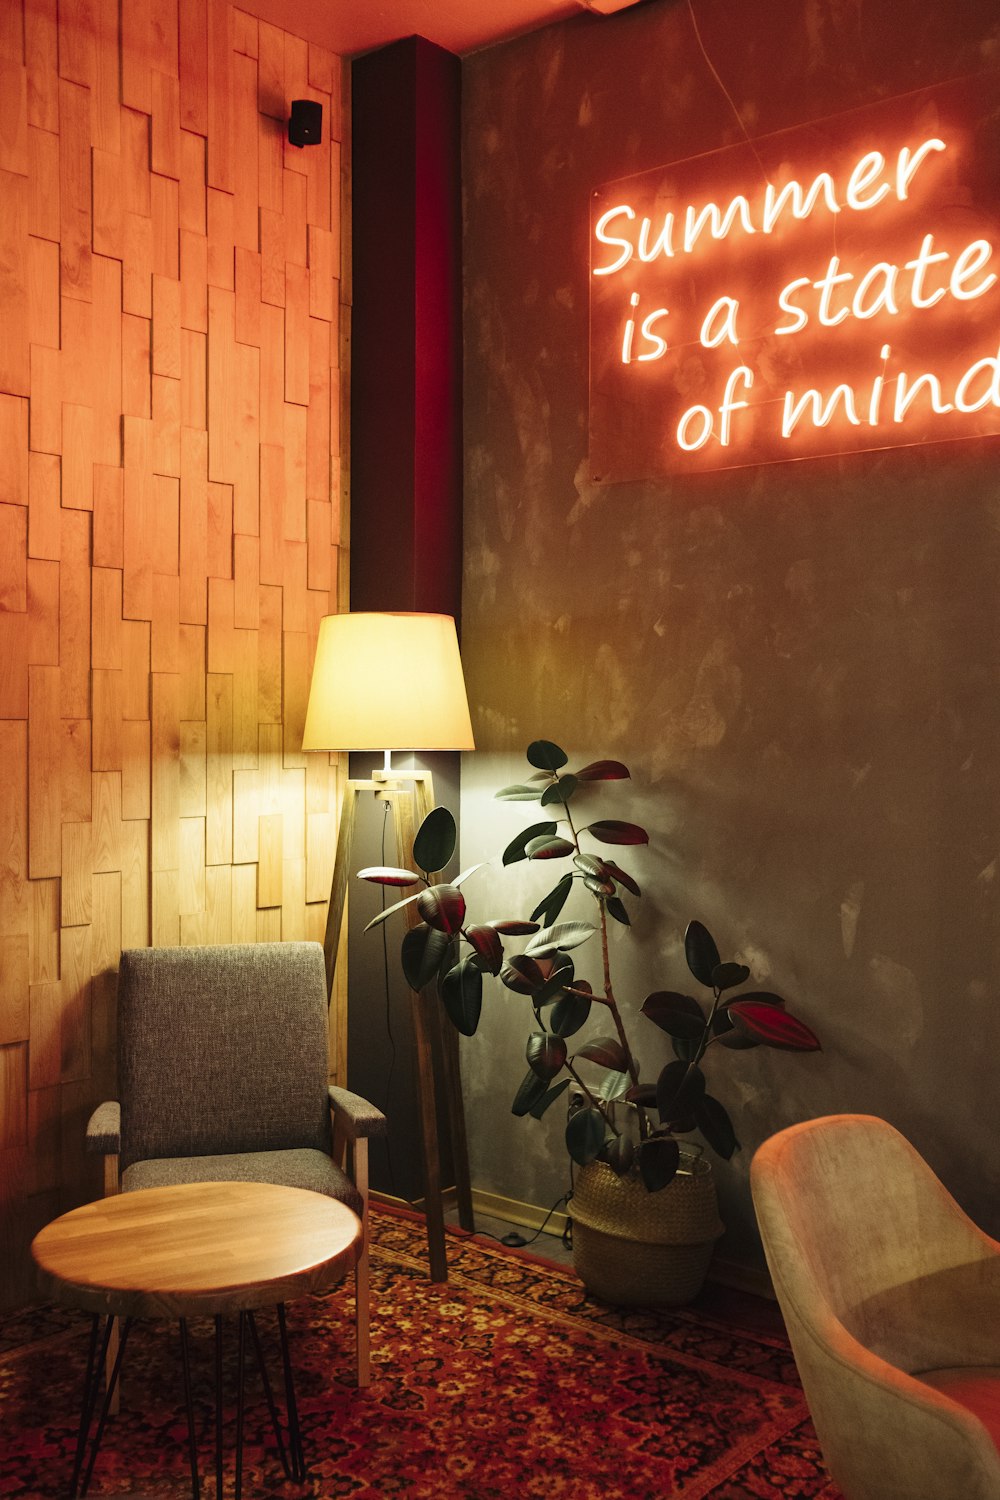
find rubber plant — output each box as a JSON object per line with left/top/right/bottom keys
{"left": 358, "top": 740, "right": 821, "bottom": 1192}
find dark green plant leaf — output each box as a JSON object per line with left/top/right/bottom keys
{"left": 502, "top": 821, "right": 559, "bottom": 866}
{"left": 656, "top": 1060, "right": 705, "bottom": 1123}
{"left": 527, "top": 740, "right": 569, "bottom": 772}
{"left": 641, "top": 991, "right": 706, "bottom": 1039}
{"left": 712, "top": 961, "right": 751, "bottom": 991}
{"left": 596, "top": 1068, "right": 631, "bottom": 1102}
{"left": 416, "top": 883, "right": 466, "bottom": 934}
{"left": 605, "top": 896, "right": 630, "bottom": 926}
{"left": 639, "top": 1136, "right": 680, "bottom": 1192}
{"left": 604, "top": 860, "right": 641, "bottom": 897}
{"left": 412, "top": 806, "right": 457, "bottom": 875}
{"left": 604, "top": 1134, "right": 635, "bottom": 1175}
{"left": 533, "top": 963, "right": 575, "bottom": 1005}
{"left": 573, "top": 854, "right": 607, "bottom": 876}
{"left": 357, "top": 865, "right": 420, "bottom": 886}
{"left": 362, "top": 890, "right": 421, "bottom": 932}
{"left": 584, "top": 820, "right": 649, "bottom": 846}
{"left": 496, "top": 784, "right": 545, "bottom": 802}
{"left": 565, "top": 1105, "right": 607, "bottom": 1165}
{"left": 530, "top": 872, "right": 574, "bottom": 924}
{"left": 728, "top": 1002, "right": 822, "bottom": 1051}
{"left": 526, "top": 1031, "right": 568, "bottom": 1080}
{"left": 549, "top": 992, "right": 592, "bottom": 1037}
{"left": 711, "top": 1008, "right": 761, "bottom": 1049}
{"left": 540, "top": 775, "right": 578, "bottom": 807}
{"left": 694, "top": 1095, "right": 739, "bottom": 1159}
{"left": 525, "top": 835, "right": 576, "bottom": 860}
{"left": 511, "top": 1069, "right": 550, "bottom": 1117}
{"left": 585, "top": 875, "right": 616, "bottom": 897}
{"left": 401, "top": 923, "right": 450, "bottom": 991}
{"left": 685, "top": 920, "right": 721, "bottom": 987}
{"left": 488, "top": 919, "right": 541, "bottom": 935}
{"left": 528, "top": 1077, "right": 571, "bottom": 1120}
{"left": 574, "top": 760, "right": 630, "bottom": 781}
{"left": 672, "top": 1034, "right": 702, "bottom": 1063}
{"left": 500, "top": 953, "right": 546, "bottom": 993}
{"left": 624, "top": 1083, "right": 657, "bottom": 1108}
{"left": 525, "top": 920, "right": 594, "bottom": 957}
{"left": 464, "top": 924, "right": 504, "bottom": 975}
{"left": 440, "top": 957, "right": 483, "bottom": 1037}
{"left": 719, "top": 989, "right": 786, "bottom": 1011}
{"left": 575, "top": 1036, "right": 627, "bottom": 1070}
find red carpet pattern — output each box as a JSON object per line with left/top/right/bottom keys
{"left": 0, "top": 1206, "right": 839, "bottom": 1498}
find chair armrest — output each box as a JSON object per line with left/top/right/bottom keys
{"left": 328, "top": 1086, "right": 387, "bottom": 1140}
{"left": 86, "top": 1101, "right": 121, "bottom": 1155}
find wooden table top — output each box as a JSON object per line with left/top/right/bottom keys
{"left": 31, "top": 1181, "right": 363, "bottom": 1319}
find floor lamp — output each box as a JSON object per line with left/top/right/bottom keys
{"left": 302, "top": 612, "right": 476, "bottom": 1282}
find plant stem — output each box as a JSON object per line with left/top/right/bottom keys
{"left": 597, "top": 900, "right": 640, "bottom": 1088}
{"left": 564, "top": 1059, "right": 621, "bottom": 1135}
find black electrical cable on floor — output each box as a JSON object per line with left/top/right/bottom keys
{"left": 473, "top": 1190, "right": 572, "bottom": 1250}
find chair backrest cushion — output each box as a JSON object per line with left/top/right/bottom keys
{"left": 118, "top": 942, "right": 332, "bottom": 1170}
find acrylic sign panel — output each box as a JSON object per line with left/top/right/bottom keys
{"left": 589, "top": 73, "right": 1000, "bottom": 478}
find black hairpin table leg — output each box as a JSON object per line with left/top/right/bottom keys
{"left": 214, "top": 1315, "right": 224, "bottom": 1500}
{"left": 276, "top": 1303, "right": 306, "bottom": 1482}
{"left": 247, "top": 1311, "right": 291, "bottom": 1479}
{"left": 79, "top": 1316, "right": 133, "bottom": 1499}
{"left": 179, "top": 1318, "right": 201, "bottom": 1500}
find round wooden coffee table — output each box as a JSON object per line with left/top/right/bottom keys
{"left": 32, "top": 1181, "right": 364, "bottom": 1500}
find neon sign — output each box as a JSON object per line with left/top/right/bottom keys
{"left": 588, "top": 73, "right": 1000, "bottom": 477}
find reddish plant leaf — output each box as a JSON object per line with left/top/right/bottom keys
{"left": 488, "top": 919, "right": 540, "bottom": 935}
{"left": 501, "top": 954, "right": 547, "bottom": 993}
{"left": 465, "top": 924, "right": 503, "bottom": 975}
{"left": 585, "top": 820, "right": 649, "bottom": 846}
{"left": 416, "top": 884, "right": 466, "bottom": 935}
{"left": 525, "top": 835, "right": 576, "bottom": 859}
{"left": 574, "top": 760, "right": 631, "bottom": 781}
{"left": 604, "top": 860, "right": 641, "bottom": 897}
{"left": 575, "top": 1036, "right": 627, "bottom": 1070}
{"left": 728, "top": 1001, "right": 821, "bottom": 1051}
{"left": 720, "top": 990, "right": 786, "bottom": 1010}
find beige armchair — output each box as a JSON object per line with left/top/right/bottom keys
{"left": 751, "top": 1114, "right": 1000, "bottom": 1499}
{"left": 86, "top": 942, "right": 385, "bottom": 1387}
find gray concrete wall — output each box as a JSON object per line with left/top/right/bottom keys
{"left": 459, "top": 0, "right": 1000, "bottom": 1273}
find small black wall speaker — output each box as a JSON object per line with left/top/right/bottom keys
{"left": 288, "top": 99, "right": 322, "bottom": 148}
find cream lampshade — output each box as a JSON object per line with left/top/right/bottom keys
{"left": 302, "top": 612, "right": 475, "bottom": 754}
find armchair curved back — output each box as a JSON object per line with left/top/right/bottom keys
{"left": 751, "top": 1114, "right": 1000, "bottom": 1500}
{"left": 118, "top": 942, "right": 332, "bottom": 1172}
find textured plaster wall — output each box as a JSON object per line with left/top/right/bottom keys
{"left": 460, "top": 0, "right": 1000, "bottom": 1270}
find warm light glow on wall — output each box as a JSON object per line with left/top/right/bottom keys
{"left": 589, "top": 72, "right": 1000, "bottom": 477}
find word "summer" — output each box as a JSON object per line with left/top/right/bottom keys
{"left": 593, "top": 137, "right": 946, "bottom": 275}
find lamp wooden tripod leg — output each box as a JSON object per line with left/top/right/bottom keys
{"left": 323, "top": 770, "right": 474, "bottom": 1283}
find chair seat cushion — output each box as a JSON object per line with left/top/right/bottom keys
{"left": 122, "top": 1147, "right": 363, "bottom": 1216}
{"left": 917, "top": 1367, "right": 1000, "bottom": 1451}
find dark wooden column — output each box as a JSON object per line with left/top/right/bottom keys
{"left": 350, "top": 36, "right": 462, "bottom": 617}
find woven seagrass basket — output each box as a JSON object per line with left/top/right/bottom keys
{"left": 571, "top": 1156, "right": 724, "bottom": 1306}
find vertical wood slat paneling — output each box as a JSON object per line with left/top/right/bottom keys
{"left": 1, "top": 1, "right": 348, "bottom": 1306}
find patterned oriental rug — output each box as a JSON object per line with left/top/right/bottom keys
{"left": 0, "top": 1204, "right": 841, "bottom": 1499}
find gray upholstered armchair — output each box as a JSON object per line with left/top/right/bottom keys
{"left": 86, "top": 941, "right": 385, "bottom": 1387}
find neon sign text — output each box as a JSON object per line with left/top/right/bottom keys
{"left": 589, "top": 73, "right": 1000, "bottom": 475}
{"left": 593, "top": 137, "right": 946, "bottom": 275}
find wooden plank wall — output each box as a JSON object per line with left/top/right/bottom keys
{"left": 0, "top": 0, "right": 350, "bottom": 1306}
